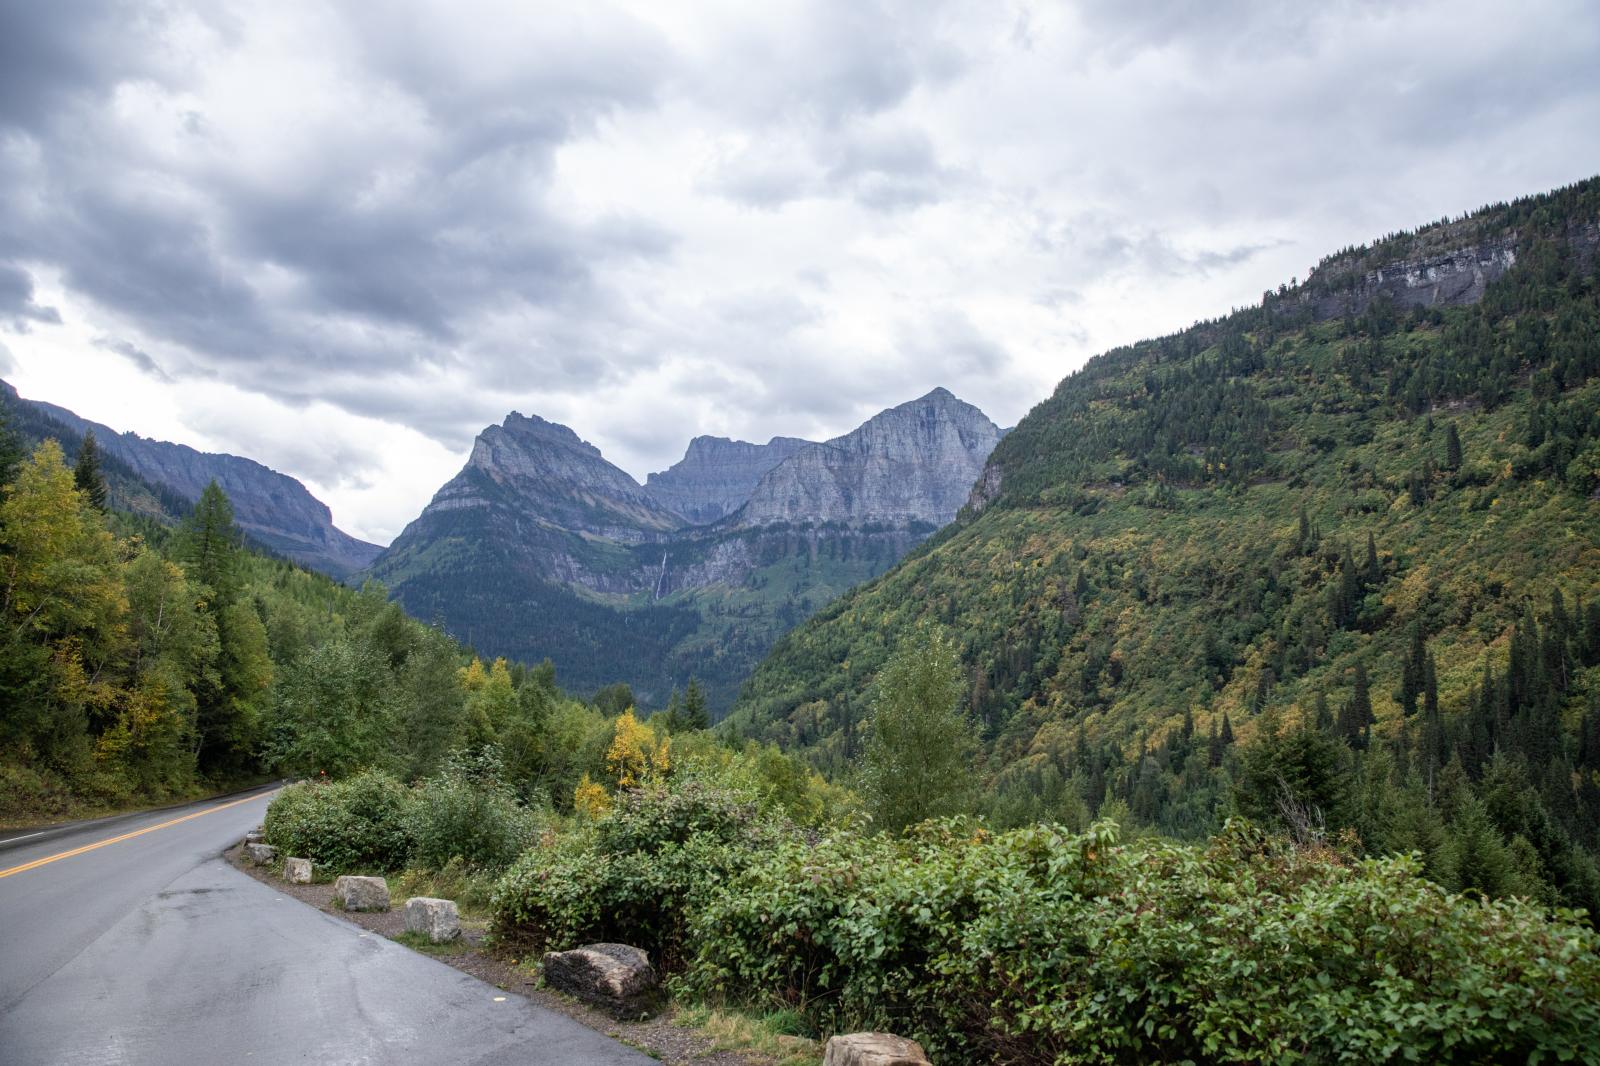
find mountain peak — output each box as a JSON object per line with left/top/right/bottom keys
{"left": 735, "top": 391, "right": 1002, "bottom": 528}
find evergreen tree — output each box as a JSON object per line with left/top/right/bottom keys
{"left": 1445, "top": 421, "right": 1463, "bottom": 470}
{"left": 178, "top": 481, "right": 241, "bottom": 600}
{"left": 682, "top": 677, "right": 710, "bottom": 730}
{"left": 1339, "top": 664, "right": 1374, "bottom": 750}
{"left": 73, "top": 431, "right": 109, "bottom": 512}
{"left": 0, "top": 400, "right": 22, "bottom": 491}
{"left": 1400, "top": 623, "right": 1426, "bottom": 716}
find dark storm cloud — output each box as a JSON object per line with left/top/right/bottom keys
{"left": 0, "top": 0, "right": 681, "bottom": 422}
{"left": 0, "top": 263, "right": 62, "bottom": 330}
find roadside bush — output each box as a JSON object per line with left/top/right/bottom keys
{"left": 493, "top": 779, "right": 781, "bottom": 967}
{"left": 409, "top": 749, "right": 542, "bottom": 872}
{"left": 685, "top": 819, "right": 1600, "bottom": 1064}
{"left": 262, "top": 770, "right": 413, "bottom": 871}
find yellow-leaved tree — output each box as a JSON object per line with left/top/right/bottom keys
{"left": 604, "top": 708, "right": 670, "bottom": 788}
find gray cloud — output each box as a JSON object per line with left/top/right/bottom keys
{"left": 0, "top": 0, "right": 1596, "bottom": 537}
{"left": 0, "top": 263, "right": 62, "bottom": 330}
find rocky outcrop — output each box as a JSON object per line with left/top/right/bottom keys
{"left": 1, "top": 381, "right": 381, "bottom": 580}
{"left": 1275, "top": 219, "right": 1600, "bottom": 324}
{"left": 541, "top": 943, "right": 659, "bottom": 1019}
{"left": 734, "top": 388, "right": 1002, "bottom": 528}
{"left": 645, "top": 435, "right": 813, "bottom": 524}
{"left": 823, "top": 1033, "right": 932, "bottom": 1066}
{"left": 403, "top": 897, "right": 460, "bottom": 942}
{"left": 334, "top": 875, "right": 390, "bottom": 912}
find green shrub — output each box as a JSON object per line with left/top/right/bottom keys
{"left": 262, "top": 770, "right": 414, "bottom": 871}
{"left": 409, "top": 749, "right": 542, "bottom": 872}
{"left": 686, "top": 819, "right": 1600, "bottom": 1064}
{"left": 492, "top": 780, "right": 780, "bottom": 967}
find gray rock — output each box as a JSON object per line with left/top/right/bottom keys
{"left": 734, "top": 388, "right": 1003, "bottom": 529}
{"left": 403, "top": 897, "right": 460, "bottom": 942}
{"left": 333, "top": 875, "right": 389, "bottom": 912}
{"left": 541, "top": 943, "right": 659, "bottom": 1019}
{"left": 822, "top": 1033, "right": 932, "bottom": 1066}
{"left": 645, "top": 435, "right": 814, "bottom": 524}
{"left": 283, "top": 857, "right": 312, "bottom": 884}
{"left": 243, "top": 830, "right": 264, "bottom": 845}
{"left": 244, "top": 842, "right": 277, "bottom": 866}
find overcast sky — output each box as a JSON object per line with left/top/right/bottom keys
{"left": 2, "top": 1, "right": 1598, "bottom": 544}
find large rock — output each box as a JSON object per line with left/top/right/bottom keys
{"left": 822, "top": 1033, "right": 932, "bottom": 1066}
{"left": 541, "top": 943, "right": 659, "bottom": 1019}
{"left": 334, "top": 875, "right": 390, "bottom": 912}
{"left": 403, "top": 897, "right": 460, "bottom": 943}
{"left": 283, "top": 857, "right": 312, "bottom": 884}
{"left": 244, "top": 842, "right": 277, "bottom": 866}
{"left": 243, "top": 829, "right": 265, "bottom": 845}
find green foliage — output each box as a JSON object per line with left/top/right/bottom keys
{"left": 72, "top": 431, "right": 108, "bottom": 512}
{"left": 686, "top": 818, "right": 1600, "bottom": 1064}
{"left": 861, "top": 629, "right": 976, "bottom": 832}
{"left": 492, "top": 778, "right": 781, "bottom": 966}
{"left": 262, "top": 771, "right": 415, "bottom": 871}
{"left": 408, "top": 748, "right": 541, "bottom": 872}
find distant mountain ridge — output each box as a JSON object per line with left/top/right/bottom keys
{"left": 368, "top": 388, "right": 1003, "bottom": 709}
{"left": 645, "top": 435, "right": 814, "bottom": 524}
{"left": 1, "top": 380, "right": 381, "bottom": 580}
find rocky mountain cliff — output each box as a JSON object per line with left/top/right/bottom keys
{"left": 735, "top": 389, "right": 1002, "bottom": 528}
{"left": 645, "top": 435, "right": 813, "bottom": 524}
{"left": 368, "top": 389, "right": 1003, "bottom": 710}
{"left": 1, "top": 381, "right": 381, "bottom": 579}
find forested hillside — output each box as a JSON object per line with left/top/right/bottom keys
{"left": 730, "top": 178, "right": 1600, "bottom": 911}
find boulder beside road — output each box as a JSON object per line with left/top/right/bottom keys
{"left": 334, "top": 875, "right": 390, "bottom": 912}
{"left": 244, "top": 842, "right": 277, "bottom": 866}
{"left": 822, "top": 1033, "right": 932, "bottom": 1066}
{"left": 541, "top": 943, "right": 658, "bottom": 1019}
{"left": 282, "top": 857, "right": 312, "bottom": 884}
{"left": 403, "top": 897, "right": 460, "bottom": 942}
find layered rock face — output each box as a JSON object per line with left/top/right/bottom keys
{"left": 439, "top": 412, "right": 683, "bottom": 540}
{"left": 645, "top": 435, "right": 812, "bottom": 524}
{"left": 735, "top": 388, "right": 1003, "bottom": 528}
{"left": 2, "top": 381, "right": 380, "bottom": 580}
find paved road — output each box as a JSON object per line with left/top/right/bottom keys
{"left": 0, "top": 789, "right": 654, "bottom": 1065}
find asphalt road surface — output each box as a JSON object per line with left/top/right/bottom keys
{"left": 0, "top": 788, "right": 655, "bottom": 1065}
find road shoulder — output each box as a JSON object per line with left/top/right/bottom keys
{"left": 225, "top": 843, "right": 801, "bottom": 1066}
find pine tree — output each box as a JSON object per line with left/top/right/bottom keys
{"left": 0, "top": 400, "right": 22, "bottom": 491}
{"left": 178, "top": 481, "right": 240, "bottom": 600}
{"left": 1400, "top": 623, "right": 1426, "bottom": 716}
{"left": 1363, "top": 532, "right": 1381, "bottom": 586}
{"left": 1445, "top": 421, "right": 1463, "bottom": 470}
{"left": 682, "top": 677, "right": 710, "bottom": 730}
{"left": 73, "top": 431, "right": 109, "bottom": 512}
{"left": 1220, "top": 712, "right": 1235, "bottom": 746}
{"left": 1339, "top": 664, "right": 1374, "bottom": 750}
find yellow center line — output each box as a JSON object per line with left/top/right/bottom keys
{"left": 0, "top": 792, "right": 272, "bottom": 880}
